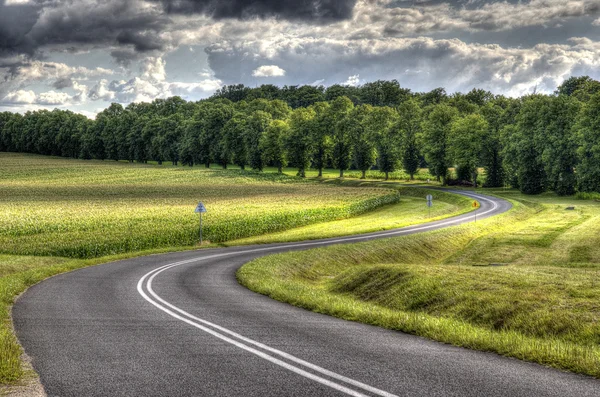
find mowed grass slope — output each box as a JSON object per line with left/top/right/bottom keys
{"left": 0, "top": 153, "right": 399, "bottom": 258}
{"left": 238, "top": 192, "right": 600, "bottom": 377}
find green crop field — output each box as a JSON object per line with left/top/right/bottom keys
{"left": 238, "top": 191, "right": 600, "bottom": 378}
{"left": 0, "top": 153, "right": 401, "bottom": 258}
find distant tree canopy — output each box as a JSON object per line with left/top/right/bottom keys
{"left": 2, "top": 76, "right": 600, "bottom": 195}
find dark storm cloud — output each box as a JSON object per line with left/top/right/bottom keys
{"left": 116, "top": 31, "right": 165, "bottom": 53}
{"left": 0, "top": 0, "right": 170, "bottom": 61}
{"left": 155, "top": 0, "right": 357, "bottom": 22}
{"left": 0, "top": 2, "right": 39, "bottom": 57}
{"left": 52, "top": 77, "right": 73, "bottom": 90}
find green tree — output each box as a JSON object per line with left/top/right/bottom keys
{"left": 350, "top": 105, "right": 376, "bottom": 179}
{"left": 540, "top": 95, "right": 580, "bottom": 195}
{"left": 368, "top": 107, "right": 400, "bottom": 180}
{"left": 502, "top": 96, "right": 547, "bottom": 194}
{"left": 287, "top": 107, "right": 316, "bottom": 177}
{"left": 449, "top": 114, "right": 488, "bottom": 186}
{"left": 201, "top": 102, "right": 234, "bottom": 168}
{"left": 159, "top": 114, "right": 184, "bottom": 166}
{"left": 574, "top": 92, "right": 600, "bottom": 192}
{"left": 359, "top": 80, "right": 410, "bottom": 107}
{"left": 329, "top": 97, "right": 355, "bottom": 177}
{"left": 222, "top": 113, "right": 249, "bottom": 169}
{"left": 310, "top": 102, "right": 333, "bottom": 177}
{"left": 420, "top": 104, "right": 458, "bottom": 184}
{"left": 479, "top": 102, "right": 505, "bottom": 187}
{"left": 246, "top": 99, "right": 291, "bottom": 120}
{"left": 420, "top": 87, "right": 448, "bottom": 107}
{"left": 281, "top": 85, "right": 325, "bottom": 108}
{"left": 98, "top": 103, "right": 124, "bottom": 161}
{"left": 261, "top": 120, "right": 289, "bottom": 173}
{"left": 398, "top": 99, "right": 422, "bottom": 180}
{"left": 246, "top": 111, "right": 272, "bottom": 171}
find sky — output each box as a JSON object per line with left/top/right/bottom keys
{"left": 1, "top": 0, "right": 599, "bottom": 117}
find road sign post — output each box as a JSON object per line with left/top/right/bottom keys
{"left": 426, "top": 194, "right": 433, "bottom": 217}
{"left": 472, "top": 200, "right": 479, "bottom": 223}
{"left": 195, "top": 202, "right": 207, "bottom": 244}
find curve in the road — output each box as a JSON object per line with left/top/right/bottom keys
{"left": 12, "top": 190, "right": 600, "bottom": 396}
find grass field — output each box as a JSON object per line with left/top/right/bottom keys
{"left": 238, "top": 191, "right": 600, "bottom": 378}
{"left": 0, "top": 153, "right": 472, "bottom": 386}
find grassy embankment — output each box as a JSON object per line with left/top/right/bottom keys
{"left": 238, "top": 190, "right": 600, "bottom": 378}
{"left": 0, "top": 153, "right": 468, "bottom": 386}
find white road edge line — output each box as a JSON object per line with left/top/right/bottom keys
{"left": 136, "top": 193, "right": 500, "bottom": 397}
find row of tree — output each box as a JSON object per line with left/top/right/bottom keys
{"left": 1, "top": 76, "right": 600, "bottom": 195}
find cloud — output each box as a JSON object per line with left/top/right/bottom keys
{"left": 252, "top": 65, "right": 286, "bottom": 77}
{"left": 88, "top": 79, "right": 115, "bottom": 101}
{"left": 153, "top": 0, "right": 357, "bottom": 22}
{"left": 4, "top": 0, "right": 33, "bottom": 5}
{"left": 342, "top": 74, "right": 360, "bottom": 86}
{"left": 3, "top": 89, "right": 75, "bottom": 105}
{"left": 206, "top": 35, "right": 600, "bottom": 96}
{"left": 140, "top": 57, "right": 167, "bottom": 82}
{"left": 374, "top": 0, "right": 600, "bottom": 36}
{"left": 37, "top": 90, "right": 73, "bottom": 105}
{"left": 3, "top": 90, "right": 36, "bottom": 104}
{"left": 87, "top": 57, "right": 222, "bottom": 103}
{"left": 3, "top": 0, "right": 600, "bottom": 112}
{"left": 0, "top": 59, "right": 112, "bottom": 101}
{"left": 52, "top": 77, "right": 74, "bottom": 90}
{"left": 0, "top": 0, "right": 171, "bottom": 65}
{"left": 168, "top": 80, "right": 223, "bottom": 96}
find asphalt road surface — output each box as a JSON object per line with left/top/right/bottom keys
{"left": 13, "top": 191, "right": 600, "bottom": 396}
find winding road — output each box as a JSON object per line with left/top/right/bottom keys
{"left": 12, "top": 190, "right": 600, "bottom": 396}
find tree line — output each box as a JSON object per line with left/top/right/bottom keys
{"left": 1, "top": 76, "right": 600, "bottom": 195}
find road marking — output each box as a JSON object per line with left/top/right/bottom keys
{"left": 139, "top": 263, "right": 397, "bottom": 397}
{"left": 137, "top": 192, "right": 503, "bottom": 396}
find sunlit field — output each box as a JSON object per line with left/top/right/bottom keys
{"left": 0, "top": 153, "right": 399, "bottom": 258}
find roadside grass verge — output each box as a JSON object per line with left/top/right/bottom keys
{"left": 238, "top": 194, "right": 600, "bottom": 377}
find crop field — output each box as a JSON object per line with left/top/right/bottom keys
{"left": 238, "top": 191, "right": 600, "bottom": 377}
{"left": 0, "top": 153, "right": 400, "bottom": 258}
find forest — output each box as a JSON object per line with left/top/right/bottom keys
{"left": 1, "top": 76, "right": 600, "bottom": 195}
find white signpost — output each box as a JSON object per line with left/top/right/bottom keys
{"left": 426, "top": 194, "right": 433, "bottom": 217}
{"left": 195, "top": 202, "right": 207, "bottom": 244}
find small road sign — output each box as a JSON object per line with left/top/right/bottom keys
{"left": 426, "top": 194, "right": 433, "bottom": 216}
{"left": 472, "top": 201, "right": 479, "bottom": 208}
{"left": 195, "top": 202, "right": 207, "bottom": 244}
